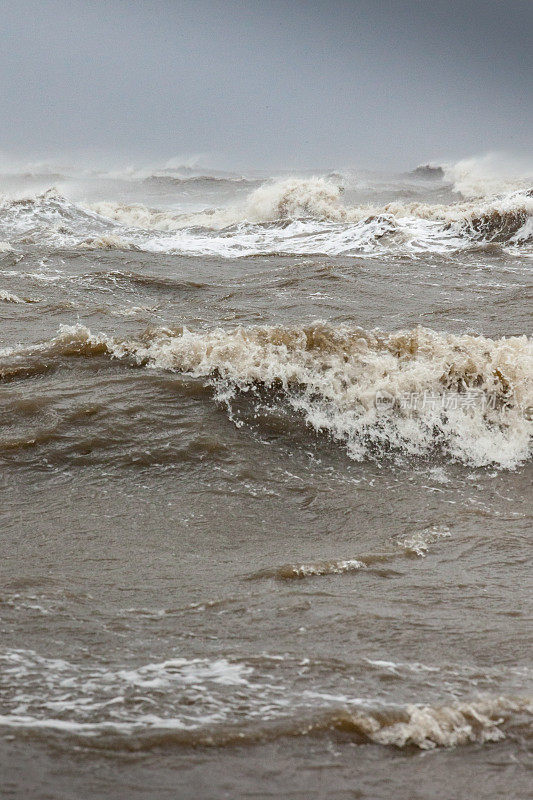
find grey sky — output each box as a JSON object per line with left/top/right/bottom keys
{"left": 1, "top": 0, "right": 531, "bottom": 170}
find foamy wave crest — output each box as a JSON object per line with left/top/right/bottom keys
{"left": 5, "top": 322, "right": 530, "bottom": 467}
{"left": 84, "top": 200, "right": 191, "bottom": 232}
{"left": 0, "top": 289, "right": 25, "bottom": 303}
{"left": 0, "top": 189, "right": 115, "bottom": 245}
{"left": 105, "top": 323, "right": 533, "bottom": 467}
{"left": 243, "top": 177, "right": 346, "bottom": 221}
{"left": 77, "top": 234, "right": 139, "bottom": 250}
{"left": 84, "top": 178, "right": 532, "bottom": 255}
{"left": 348, "top": 696, "right": 531, "bottom": 749}
{"left": 0, "top": 288, "right": 38, "bottom": 304}
{"left": 1, "top": 180, "right": 531, "bottom": 257}
{"left": 373, "top": 192, "right": 533, "bottom": 245}
{"left": 0, "top": 649, "right": 529, "bottom": 750}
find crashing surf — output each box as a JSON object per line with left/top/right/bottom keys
{"left": 1, "top": 322, "right": 531, "bottom": 468}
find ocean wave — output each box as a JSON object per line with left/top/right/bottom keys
{"left": 0, "top": 289, "right": 27, "bottom": 304}
{"left": 4, "top": 154, "right": 528, "bottom": 202}
{"left": 82, "top": 199, "right": 192, "bottom": 232}
{"left": 83, "top": 178, "right": 390, "bottom": 230}
{"left": 394, "top": 525, "right": 452, "bottom": 557}
{"left": 247, "top": 537, "right": 454, "bottom": 581}
{"left": 75, "top": 269, "right": 208, "bottom": 291}
{"left": 248, "top": 527, "right": 455, "bottom": 582}
{"left": 84, "top": 178, "right": 532, "bottom": 255}
{"left": 0, "top": 649, "right": 529, "bottom": 750}
{"left": 0, "top": 180, "right": 530, "bottom": 257}
{"left": 248, "top": 553, "right": 400, "bottom": 580}
{"left": 251, "top": 558, "right": 368, "bottom": 580}
{"left": 1, "top": 323, "right": 531, "bottom": 467}
{"left": 0, "top": 188, "right": 113, "bottom": 245}
{"left": 1, "top": 697, "right": 528, "bottom": 750}
{"left": 143, "top": 174, "right": 260, "bottom": 188}
{"left": 77, "top": 234, "right": 140, "bottom": 250}
{"left": 87, "top": 176, "right": 533, "bottom": 232}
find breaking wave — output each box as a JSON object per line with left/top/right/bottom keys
{"left": 2, "top": 696, "right": 528, "bottom": 750}
{"left": 247, "top": 533, "right": 455, "bottom": 581}
{"left": 0, "top": 174, "right": 531, "bottom": 256}
{"left": 88, "top": 176, "right": 532, "bottom": 233}
{"left": 0, "top": 289, "right": 27, "bottom": 304}
{"left": 84, "top": 177, "right": 533, "bottom": 255}
{"left": 444, "top": 154, "right": 533, "bottom": 199}
{"left": 251, "top": 558, "right": 369, "bottom": 580}
{"left": 0, "top": 649, "right": 530, "bottom": 751}
{"left": 2, "top": 322, "right": 531, "bottom": 467}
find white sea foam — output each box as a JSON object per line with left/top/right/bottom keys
{"left": 0, "top": 289, "right": 25, "bottom": 303}
{"left": 0, "top": 649, "right": 529, "bottom": 749}
{"left": 395, "top": 525, "right": 452, "bottom": 557}
{"left": 105, "top": 323, "right": 533, "bottom": 467}
{"left": 1, "top": 173, "right": 531, "bottom": 257}
{"left": 360, "top": 696, "right": 530, "bottom": 749}
{"left": 84, "top": 176, "right": 531, "bottom": 256}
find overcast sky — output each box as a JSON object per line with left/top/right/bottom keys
{"left": 1, "top": 0, "right": 531, "bottom": 170}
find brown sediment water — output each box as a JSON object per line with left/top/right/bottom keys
{"left": 0, "top": 168, "right": 531, "bottom": 799}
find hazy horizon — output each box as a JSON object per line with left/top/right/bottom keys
{"left": 1, "top": 0, "right": 532, "bottom": 172}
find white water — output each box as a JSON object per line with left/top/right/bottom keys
{"left": 3, "top": 322, "right": 531, "bottom": 468}
{"left": 1, "top": 154, "right": 531, "bottom": 257}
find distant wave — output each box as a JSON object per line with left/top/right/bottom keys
{"left": 0, "top": 171, "right": 531, "bottom": 257}
{"left": 444, "top": 154, "right": 533, "bottom": 199}
{"left": 86, "top": 178, "right": 533, "bottom": 253}
{"left": 143, "top": 174, "right": 260, "bottom": 188}
{"left": 1, "top": 153, "right": 530, "bottom": 199}
{"left": 0, "top": 160, "right": 254, "bottom": 185}
{"left": 2, "top": 322, "right": 531, "bottom": 467}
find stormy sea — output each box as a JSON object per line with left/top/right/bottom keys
{"left": 1, "top": 157, "right": 531, "bottom": 798}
